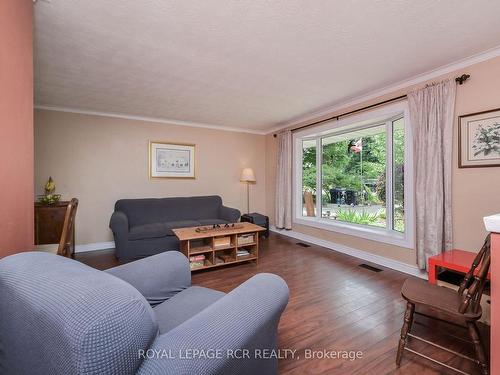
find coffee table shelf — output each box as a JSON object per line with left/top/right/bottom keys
{"left": 190, "top": 246, "right": 213, "bottom": 255}
{"left": 214, "top": 245, "right": 236, "bottom": 251}
{"left": 172, "top": 222, "right": 264, "bottom": 272}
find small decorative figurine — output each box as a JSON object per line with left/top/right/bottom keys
{"left": 38, "top": 176, "right": 62, "bottom": 205}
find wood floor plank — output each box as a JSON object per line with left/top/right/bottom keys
{"left": 76, "top": 232, "right": 489, "bottom": 374}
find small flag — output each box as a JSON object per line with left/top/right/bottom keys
{"left": 349, "top": 138, "right": 362, "bottom": 154}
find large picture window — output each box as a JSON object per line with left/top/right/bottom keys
{"left": 294, "top": 102, "right": 414, "bottom": 248}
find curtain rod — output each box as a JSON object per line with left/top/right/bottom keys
{"left": 273, "top": 73, "right": 470, "bottom": 137}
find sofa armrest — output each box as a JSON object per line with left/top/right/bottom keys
{"left": 109, "top": 210, "right": 129, "bottom": 235}
{"left": 220, "top": 205, "right": 241, "bottom": 222}
{"left": 105, "top": 251, "right": 191, "bottom": 307}
{"left": 137, "top": 273, "right": 289, "bottom": 375}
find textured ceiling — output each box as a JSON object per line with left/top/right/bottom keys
{"left": 34, "top": 1, "right": 500, "bottom": 132}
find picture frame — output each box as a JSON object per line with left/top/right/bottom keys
{"left": 149, "top": 141, "right": 196, "bottom": 179}
{"left": 458, "top": 108, "right": 500, "bottom": 168}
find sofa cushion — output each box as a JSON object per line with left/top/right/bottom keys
{"left": 165, "top": 220, "right": 200, "bottom": 231}
{"left": 197, "top": 218, "right": 230, "bottom": 226}
{"left": 178, "top": 196, "right": 222, "bottom": 220}
{"left": 129, "top": 223, "right": 171, "bottom": 240}
{"left": 129, "top": 220, "right": 202, "bottom": 240}
{"left": 164, "top": 220, "right": 201, "bottom": 233}
{"left": 153, "top": 286, "right": 225, "bottom": 334}
{"left": 0, "top": 252, "right": 158, "bottom": 375}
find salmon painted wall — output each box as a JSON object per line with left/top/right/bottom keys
{"left": 0, "top": 0, "right": 34, "bottom": 257}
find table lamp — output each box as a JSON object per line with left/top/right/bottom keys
{"left": 240, "top": 168, "right": 256, "bottom": 214}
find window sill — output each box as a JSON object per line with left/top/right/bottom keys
{"left": 293, "top": 217, "right": 414, "bottom": 249}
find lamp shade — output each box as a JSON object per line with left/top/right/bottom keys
{"left": 240, "top": 168, "right": 256, "bottom": 182}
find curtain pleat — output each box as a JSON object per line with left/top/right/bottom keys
{"left": 408, "top": 79, "right": 456, "bottom": 270}
{"left": 275, "top": 131, "right": 292, "bottom": 229}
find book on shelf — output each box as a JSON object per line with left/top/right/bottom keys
{"left": 189, "top": 254, "right": 205, "bottom": 262}
{"left": 237, "top": 249, "right": 250, "bottom": 257}
{"left": 189, "top": 261, "right": 205, "bottom": 269}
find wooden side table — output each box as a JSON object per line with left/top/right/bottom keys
{"left": 428, "top": 249, "right": 491, "bottom": 284}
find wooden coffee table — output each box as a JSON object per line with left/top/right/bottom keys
{"left": 172, "top": 222, "right": 265, "bottom": 271}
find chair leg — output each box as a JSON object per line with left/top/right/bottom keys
{"left": 396, "top": 302, "right": 415, "bottom": 366}
{"left": 467, "top": 321, "right": 489, "bottom": 375}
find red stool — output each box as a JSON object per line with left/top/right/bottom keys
{"left": 428, "top": 249, "right": 492, "bottom": 284}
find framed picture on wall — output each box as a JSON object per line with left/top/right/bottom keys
{"left": 459, "top": 108, "right": 500, "bottom": 168}
{"left": 149, "top": 141, "right": 196, "bottom": 179}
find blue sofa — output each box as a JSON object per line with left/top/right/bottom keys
{"left": 110, "top": 195, "right": 241, "bottom": 261}
{"left": 0, "top": 251, "right": 289, "bottom": 375}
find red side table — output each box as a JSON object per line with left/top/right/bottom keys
{"left": 428, "top": 249, "right": 491, "bottom": 284}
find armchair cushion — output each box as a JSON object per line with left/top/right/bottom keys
{"left": 153, "top": 286, "right": 225, "bottom": 334}
{"left": 105, "top": 251, "right": 191, "bottom": 306}
{"left": 137, "top": 273, "right": 289, "bottom": 375}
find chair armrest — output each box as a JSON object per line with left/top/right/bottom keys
{"left": 137, "top": 273, "right": 289, "bottom": 375}
{"left": 109, "top": 210, "right": 129, "bottom": 235}
{"left": 220, "top": 205, "right": 241, "bottom": 222}
{"left": 105, "top": 251, "right": 191, "bottom": 306}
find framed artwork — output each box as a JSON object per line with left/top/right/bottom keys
{"left": 459, "top": 108, "right": 500, "bottom": 168}
{"left": 149, "top": 141, "right": 196, "bottom": 179}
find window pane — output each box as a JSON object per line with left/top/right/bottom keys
{"left": 392, "top": 118, "right": 405, "bottom": 232}
{"left": 302, "top": 140, "right": 316, "bottom": 217}
{"left": 321, "top": 124, "right": 386, "bottom": 228}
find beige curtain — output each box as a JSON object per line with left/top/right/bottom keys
{"left": 408, "top": 79, "right": 456, "bottom": 270}
{"left": 275, "top": 130, "right": 292, "bottom": 229}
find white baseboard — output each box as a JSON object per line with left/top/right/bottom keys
{"left": 75, "top": 241, "right": 115, "bottom": 253}
{"left": 270, "top": 226, "right": 426, "bottom": 279}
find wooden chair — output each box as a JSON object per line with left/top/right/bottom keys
{"left": 37, "top": 198, "right": 78, "bottom": 258}
{"left": 396, "top": 234, "right": 491, "bottom": 375}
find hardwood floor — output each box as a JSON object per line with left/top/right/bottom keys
{"left": 76, "top": 232, "right": 490, "bottom": 375}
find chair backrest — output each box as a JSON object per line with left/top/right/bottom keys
{"left": 458, "top": 234, "right": 491, "bottom": 314}
{"left": 0, "top": 252, "right": 158, "bottom": 375}
{"left": 57, "top": 198, "right": 78, "bottom": 257}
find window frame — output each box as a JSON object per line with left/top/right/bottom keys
{"left": 293, "top": 101, "right": 414, "bottom": 249}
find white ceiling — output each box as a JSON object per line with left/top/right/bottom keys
{"left": 34, "top": 0, "right": 500, "bottom": 133}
